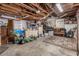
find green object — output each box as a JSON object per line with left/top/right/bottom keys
{"left": 14, "top": 36, "right": 37, "bottom": 44}
{"left": 15, "top": 38, "right": 20, "bottom": 44}
{"left": 29, "top": 37, "right": 33, "bottom": 41}
{"left": 24, "top": 37, "right": 33, "bottom": 43}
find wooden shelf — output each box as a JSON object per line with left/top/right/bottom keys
{"left": 54, "top": 28, "right": 65, "bottom": 36}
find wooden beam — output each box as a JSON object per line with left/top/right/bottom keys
{"left": 31, "top": 3, "right": 48, "bottom": 14}
{"left": 0, "top": 9, "right": 20, "bottom": 16}
{"left": 60, "top": 9, "right": 77, "bottom": 18}
{"left": 0, "top": 3, "right": 53, "bottom": 20}
{"left": 0, "top": 4, "right": 42, "bottom": 20}
{"left": 15, "top": 3, "right": 46, "bottom": 17}
{"left": 0, "top": 6, "right": 19, "bottom": 14}
{"left": 46, "top": 4, "right": 53, "bottom": 11}
{"left": 44, "top": 4, "right": 52, "bottom": 12}
{"left": 0, "top": 4, "right": 42, "bottom": 17}
{"left": 0, "top": 10, "right": 40, "bottom": 20}
{"left": 76, "top": 9, "right": 79, "bottom": 56}
{"left": 17, "top": 3, "right": 37, "bottom": 12}
{"left": 27, "top": 3, "right": 47, "bottom": 15}
{"left": 40, "top": 10, "right": 53, "bottom": 20}
{"left": 1, "top": 4, "right": 22, "bottom": 12}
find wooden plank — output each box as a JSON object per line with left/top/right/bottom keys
{"left": 31, "top": 3, "right": 48, "bottom": 14}
{"left": 0, "top": 5, "right": 42, "bottom": 20}
{"left": 76, "top": 9, "right": 79, "bottom": 56}
{"left": 0, "top": 9, "right": 20, "bottom": 16}
{"left": 15, "top": 3, "right": 46, "bottom": 17}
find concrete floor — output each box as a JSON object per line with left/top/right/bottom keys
{"left": 0, "top": 36, "right": 77, "bottom": 56}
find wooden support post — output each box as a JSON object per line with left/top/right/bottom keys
{"left": 76, "top": 9, "right": 79, "bottom": 56}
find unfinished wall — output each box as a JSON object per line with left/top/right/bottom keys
{"left": 65, "top": 24, "right": 77, "bottom": 32}
{"left": 46, "top": 16, "right": 56, "bottom": 27}
{"left": 13, "top": 20, "right": 27, "bottom": 30}
{"left": 46, "top": 17, "right": 64, "bottom": 28}
{"left": 56, "top": 19, "right": 64, "bottom": 28}
{"left": 0, "top": 18, "right": 8, "bottom": 26}
{"left": 47, "top": 16, "right": 77, "bottom": 32}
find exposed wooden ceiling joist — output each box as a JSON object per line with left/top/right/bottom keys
{"left": 31, "top": 3, "right": 49, "bottom": 14}
{"left": 0, "top": 3, "right": 53, "bottom": 20}
{"left": 52, "top": 3, "right": 79, "bottom": 18}
{"left": 15, "top": 3, "right": 46, "bottom": 17}
{"left": 0, "top": 6, "right": 19, "bottom": 14}
{"left": 0, "top": 9, "right": 20, "bottom": 16}
{"left": 46, "top": 4, "right": 53, "bottom": 11}
{"left": 0, "top": 4, "right": 44, "bottom": 20}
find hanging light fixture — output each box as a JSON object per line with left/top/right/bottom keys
{"left": 36, "top": 10, "right": 40, "bottom": 13}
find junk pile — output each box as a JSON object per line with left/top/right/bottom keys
{"left": 13, "top": 29, "right": 37, "bottom": 44}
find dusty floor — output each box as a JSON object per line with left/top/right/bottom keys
{"left": 0, "top": 36, "right": 77, "bottom": 56}
{"left": 44, "top": 36, "right": 77, "bottom": 50}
